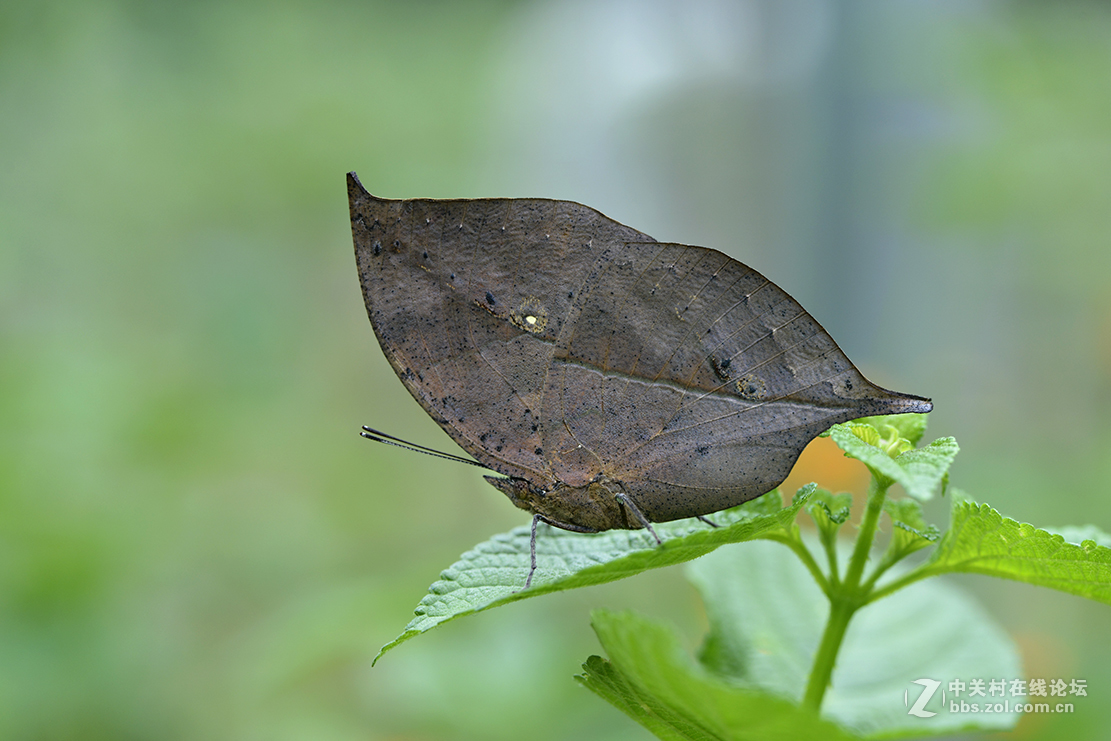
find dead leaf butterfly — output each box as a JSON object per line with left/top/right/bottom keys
{"left": 347, "top": 172, "right": 930, "bottom": 585}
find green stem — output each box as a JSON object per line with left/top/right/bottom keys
{"left": 763, "top": 532, "right": 830, "bottom": 597}
{"left": 843, "top": 477, "right": 888, "bottom": 589}
{"left": 802, "top": 477, "right": 890, "bottom": 712}
{"left": 859, "top": 556, "right": 895, "bottom": 596}
{"left": 802, "top": 596, "right": 855, "bottom": 711}
{"left": 865, "top": 566, "right": 937, "bottom": 604}
{"left": 821, "top": 534, "right": 841, "bottom": 588}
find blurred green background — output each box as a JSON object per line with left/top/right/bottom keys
{"left": 3, "top": 0, "right": 1111, "bottom": 738}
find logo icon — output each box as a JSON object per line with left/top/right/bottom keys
{"left": 905, "top": 679, "right": 942, "bottom": 718}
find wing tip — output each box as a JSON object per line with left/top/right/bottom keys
{"left": 347, "top": 171, "right": 370, "bottom": 198}
{"left": 875, "top": 392, "right": 933, "bottom": 416}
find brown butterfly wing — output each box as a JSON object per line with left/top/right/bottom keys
{"left": 348, "top": 173, "right": 653, "bottom": 486}
{"left": 349, "top": 172, "right": 931, "bottom": 524}
{"left": 539, "top": 240, "right": 930, "bottom": 522}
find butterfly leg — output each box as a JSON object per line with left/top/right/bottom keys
{"left": 614, "top": 493, "right": 661, "bottom": 545}
{"left": 524, "top": 514, "right": 597, "bottom": 589}
{"left": 696, "top": 515, "right": 719, "bottom": 528}
{"left": 526, "top": 515, "right": 541, "bottom": 589}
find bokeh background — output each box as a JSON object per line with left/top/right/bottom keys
{"left": 3, "top": 0, "right": 1111, "bottom": 738}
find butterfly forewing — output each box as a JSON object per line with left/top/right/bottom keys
{"left": 349, "top": 174, "right": 655, "bottom": 485}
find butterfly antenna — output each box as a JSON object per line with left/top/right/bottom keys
{"left": 360, "top": 426, "right": 493, "bottom": 470}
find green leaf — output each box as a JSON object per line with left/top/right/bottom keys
{"left": 687, "top": 540, "right": 1021, "bottom": 738}
{"left": 904, "top": 493, "right": 1111, "bottom": 604}
{"left": 827, "top": 423, "right": 958, "bottom": 501}
{"left": 805, "top": 488, "right": 854, "bottom": 581}
{"left": 374, "top": 491, "right": 810, "bottom": 664}
{"left": 852, "top": 413, "right": 929, "bottom": 446}
{"left": 577, "top": 655, "right": 695, "bottom": 741}
{"left": 808, "top": 489, "right": 853, "bottom": 529}
{"left": 1045, "top": 524, "right": 1111, "bottom": 549}
{"left": 883, "top": 498, "right": 940, "bottom": 561}
{"left": 578, "top": 610, "right": 860, "bottom": 741}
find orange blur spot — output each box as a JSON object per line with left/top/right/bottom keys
{"left": 781, "top": 436, "right": 871, "bottom": 499}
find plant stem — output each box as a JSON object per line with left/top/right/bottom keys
{"left": 843, "top": 477, "right": 888, "bottom": 590}
{"left": 821, "top": 534, "right": 841, "bottom": 587}
{"left": 865, "top": 566, "right": 936, "bottom": 604}
{"left": 802, "top": 477, "right": 890, "bottom": 712}
{"left": 802, "top": 594, "right": 855, "bottom": 711}
{"left": 762, "top": 532, "right": 830, "bottom": 597}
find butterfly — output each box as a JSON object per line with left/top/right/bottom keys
{"left": 347, "top": 172, "right": 930, "bottom": 586}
